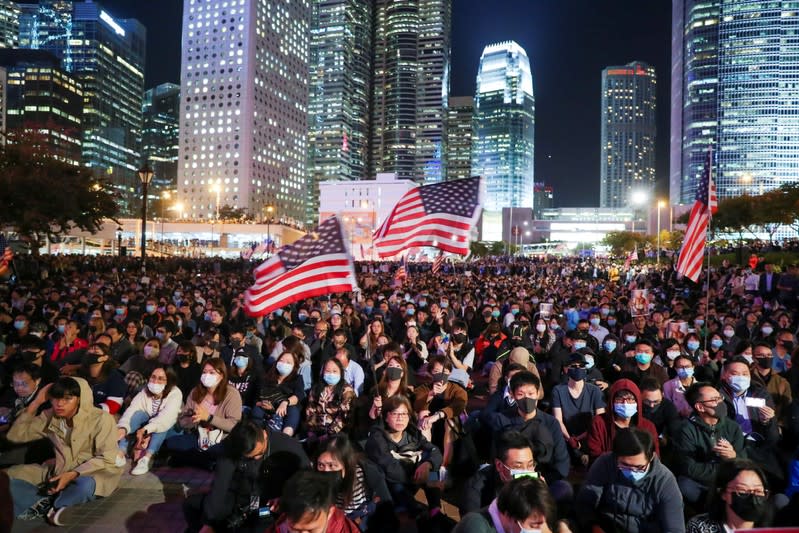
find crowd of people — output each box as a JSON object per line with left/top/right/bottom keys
{"left": 0, "top": 253, "right": 798, "bottom": 532}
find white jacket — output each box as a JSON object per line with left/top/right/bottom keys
{"left": 117, "top": 386, "right": 183, "bottom": 435}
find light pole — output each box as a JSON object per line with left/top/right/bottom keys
{"left": 265, "top": 205, "right": 275, "bottom": 256}
{"left": 116, "top": 226, "right": 123, "bottom": 257}
{"left": 657, "top": 200, "right": 666, "bottom": 266}
{"left": 630, "top": 190, "right": 649, "bottom": 233}
{"left": 138, "top": 163, "right": 154, "bottom": 267}
{"left": 210, "top": 181, "right": 221, "bottom": 220}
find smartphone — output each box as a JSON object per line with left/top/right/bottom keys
{"left": 258, "top": 507, "right": 272, "bottom": 517}
{"left": 0, "top": 415, "right": 8, "bottom": 425}
{"left": 442, "top": 334, "right": 450, "bottom": 344}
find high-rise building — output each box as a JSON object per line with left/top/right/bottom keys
{"left": 370, "top": 0, "right": 451, "bottom": 184}
{"left": 307, "top": 0, "right": 373, "bottom": 225}
{"left": 600, "top": 61, "right": 657, "bottom": 208}
{"left": 18, "top": 1, "right": 146, "bottom": 211}
{"left": 471, "top": 41, "right": 535, "bottom": 213}
{"left": 178, "top": 0, "right": 311, "bottom": 223}
{"left": 445, "top": 95, "right": 473, "bottom": 180}
{"left": 0, "top": 67, "right": 7, "bottom": 146}
{"left": 533, "top": 182, "right": 554, "bottom": 216}
{"left": 0, "top": 0, "right": 20, "bottom": 49}
{"left": 142, "top": 83, "right": 180, "bottom": 192}
{"left": 0, "top": 49, "right": 83, "bottom": 165}
{"left": 671, "top": 0, "right": 720, "bottom": 204}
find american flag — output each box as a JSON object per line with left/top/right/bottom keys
{"left": 244, "top": 216, "right": 358, "bottom": 316}
{"left": 373, "top": 177, "right": 483, "bottom": 258}
{"left": 624, "top": 246, "right": 638, "bottom": 270}
{"left": 432, "top": 252, "right": 444, "bottom": 274}
{"left": 393, "top": 256, "right": 407, "bottom": 287}
{"left": 0, "top": 234, "right": 13, "bottom": 265}
{"left": 676, "top": 148, "right": 717, "bottom": 282}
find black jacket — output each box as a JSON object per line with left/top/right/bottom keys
{"left": 673, "top": 413, "right": 746, "bottom": 485}
{"left": 365, "top": 425, "right": 442, "bottom": 485}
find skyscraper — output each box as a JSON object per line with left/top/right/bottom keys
{"left": 445, "top": 96, "right": 473, "bottom": 181}
{"left": 178, "top": 0, "right": 311, "bottom": 223}
{"left": 307, "top": 0, "right": 372, "bottom": 225}
{"left": 471, "top": 41, "right": 535, "bottom": 213}
{"left": 18, "top": 1, "right": 146, "bottom": 211}
{"left": 0, "top": 49, "right": 83, "bottom": 165}
{"left": 370, "top": 0, "right": 451, "bottom": 184}
{"left": 600, "top": 61, "right": 657, "bottom": 208}
{"left": 142, "top": 83, "right": 180, "bottom": 192}
{"left": 0, "top": 0, "right": 20, "bottom": 49}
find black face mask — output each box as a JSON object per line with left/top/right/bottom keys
{"left": 452, "top": 333, "right": 468, "bottom": 344}
{"left": 517, "top": 397, "right": 538, "bottom": 414}
{"left": 643, "top": 404, "right": 660, "bottom": 418}
{"left": 178, "top": 354, "right": 193, "bottom": 364}
{"left": 756, "top": 357, "right": 774, "bottom": 369}
{"left": 730, "top": 492, "right": 766, "bottom": 522}
{"left": 781, "top": 341, "right": 794, "bottom": 352}
{"left": 432, "top": 372, "right": 447, "bottom": 383}
{"left": 85, "top": 354, "right": 103, "bottom": 365}
{"left": 318, "top": 470, "right": 344, "bottom": 493}
{"left": 20, "top": 351, "right": 41, "bottom": 363}
{"left": 386, "top": 367, "right": 403, "bottom": 381}
{"left": 707, "top": 401, "right": 727, "bottom": 420}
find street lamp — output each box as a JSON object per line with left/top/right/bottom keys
{"left": 210, "top": 181, "right": 221, "bottom": 220}
{"left": 265, "top": 205, "right": 275, "bottom": 257}
{"left": 630, "top": 190, "right": 649, "bottom": 233}
{"left": 116, "top": 226, "right": 123, "bottom": 257}
{"left": 657, "top": 200, "right": 666, "bottom": 266}
{"left": 138, "top": 162, "right": 154, "bottom": 267}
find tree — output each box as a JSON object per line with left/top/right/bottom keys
{"left": 601, "top": 231, "right": 648, "bottom": 257}
{"left": 217, "top": 204, "right": 251, "bottom": 221}
{"left": 469, "top": 241, "right": 489, "bottom": 257}
{"left": 0, "top": 134, "right": 118, "bottom": 250}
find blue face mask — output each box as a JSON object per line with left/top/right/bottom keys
{"left": 233, "top": 356, "right": 249, "bottom": 369}
{"left": 614, "top": 402, "right": 638, "bottom": 419}
{"left": 56, "top": 324, "right": 66, "bottom": 334}
{"left": 635, "top": 353, "right": 653, "bottom": 365}
{"left": 115, "top": 308, "right": 125, "bottom": 316}
{"left": 155, "top": 332, "right": 164, "bottom": 341}
{"left": 686, "top": 341, "right": 700, "bottom": 351}
{"left": 728, "top": 375, "right": 750, "bottom": 394}
{"left": 276, "top": 362, "right": 294, "bottom": 376}
{"left": 589, "top": 318, "right": 600, "bottom": 326}
{"left": 607, "top": 319, "right": 617, "bottom": 326}
{"left": 323, "top": 372, "right": 341, "bottom": 386}
{"left": 364, "top": 306, "right": 373, "bottom": 313}
{"left": 274, "top": 309, "right": 284, "bottom": 317}
{"left": 619, "top": 466, "right": 648, "bottom": 483}
{"left": 406, "top": 308, "right": 415, "bottom": 316}
{"left": 676, "top": 367, "right": 694, "bottom": 379}
{"left": 491, "top": 310, "right": 501, "bottom": 318}
{"left": 573, "top": 341, "right": 587, "bottom": 350}
{"left": 710, "top": 339, "right": 724, "bottom": 349}
{"left": 298, "top": 313, "right": 308, "bottom": 322}
{"left": 604, "top": 341, "right": 617, "bottom": 352}
{"left": 146, "top": 305, "right": 156, "bottom": 314}
{"left": 625, "top": 335, "right": 637, "bottom": 344}
{"left": 584, "top": 356, "right": 596, "bottom": 369}
{"left": 14, "top": 320, "right": 26, "bottom": 330}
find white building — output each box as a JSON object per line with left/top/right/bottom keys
{"left": 318, "top": 173, "right": 415, "bottom": 259}
{"left": 178, "top": 0, "right": 311, "bottom": 224}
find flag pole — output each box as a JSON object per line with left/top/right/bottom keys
{"left": 702, "top": 146, "right": 714, "bottom": 353}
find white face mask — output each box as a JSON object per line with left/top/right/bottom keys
{"left": 148, "top": 382, "right": 166, "bottom": 395}
{"left": 536, "top": 324, "right": 547, "bottom": 333}
{"left": 200, "top": 373, "right": 220, "bottom": 388}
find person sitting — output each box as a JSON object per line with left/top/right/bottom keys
{"left": 751, "top": 342, "right": 793, "bottom": 429}
{"left": 305, "top": 357, "right": 355, "bottom": 439}
{"left": 227, "top": 345, "right": 263, "bottom": 416}
{"left": 577, "top": 427, "right": 684, "bottom": 533}
{"left": 488, "top": 346, "right": 541, "bottom": 395}
{"left": 335, "top": 344, "right": 365, "bottom": 396}
{"left": 673, "top": 382, "right": 746, "bottom": 505}
{"left": 587, "top": 378, "right": 660, "bottom": 462}
{"left": 0, "top": 363, "right": 54, "bottom": 468}
{"left": 172, "top": 340, "right": 202, "bottom": 400}
{"left": 76, "top": 343, "right": 127, "bottom": 415}
{"left": 315, "top": 434, "right": 393, "bottom": 529}
{"left": 120, "top": 337, "right": 163, "bottom": 392}
{"left": 365, "top": 395, "right": 443, "bottom": 518}
{"left": 621, "top": 339, "right": 669, "bottom": 386}
{"left": 184, "top": 419, "right": 310, "bottom": 533}
{"left": 640, "top": 377, "right": 682, "bottom": 450}
{"left": 6, "top": 335, "right": 59, "bottom": 386}
{"left": 687, "top": 459, "right": 777, "bottom": 533}
{"left": 253, "top": 350, "right": 304, "bottom": 436}
{"left": 6, "top": 377, "right": 122, "bottom": 526}
{"left": 663, "top": 355, "right": 697, "bottom": 418}
{"left": 365, "top": 354, "right": 413, "bottom": 426}
{"left": 264, "top": 470, "right": 359, "bottom": 533}
{"left": 166, "top": 358, "right": 242, "bottom": 466}
{"left": 115, "top": 365, "right": 182, "bottom": 475}
{"left": 455, "top": 476, "right": 568, "bottom": 533}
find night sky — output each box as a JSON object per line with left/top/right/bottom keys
{"left": 103, "top": 0, "right": 671, "bottom": 207}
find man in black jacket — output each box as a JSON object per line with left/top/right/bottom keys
{"left": 183, "top": 420, "right": 310, "bottom": 533}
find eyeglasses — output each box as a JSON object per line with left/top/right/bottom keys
{"left": 727, "top": 487, "right": 769, "bottom": 497}
{"left": 618, "top": 461, "right": 650, "bottom": 474}
{"left": 387, "top": 412, "right": 410, "bottom": 418}
{"left": 616, "top": 396, "right": 637, "bottom": 404}
{"left": 698, "top": 396, "right": 723, "bottom": 404}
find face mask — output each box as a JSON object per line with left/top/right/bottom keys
{"left": 535, "top": 324, "right": 547, "bottom": 333}
{"left": 756, "top": 356, "right": 773, "bottom": 369}
{"left": 517, "top": 522, "right": 542, "bottom": 533}
{"left": 57, "top": 325, "right": 66, "bottom": 334}
{"left": 568, "top": 367, "right": 587, "bottom": 381}
{"left": 274, "top": 309, "right": 284, "bottom": 317}
{"left": 600, "top": 308, "right": 610, "bottom": 316}
{"left": 666, "top": 350, "right": 681, "bottom": 360}
{"left": 148, "top": 382, "right": 166, "bottom": 395}
{"left": 21, "top": 350, "right": 41, "bottom": 363}
{"left": 584, "top": 355, "right": 595, "bottom": 369}
{"left": 146, "top": 305, "right": 156, "bottom": 314}
{"left": 432, "top": 372, "right": 447, "bottom": 383}
{"left": 407, "top": 308, "right": 415, "bottom": 316}
{"left": 517, "top": 397, "right": 538, "bottom": 414}
{"left": 440, "top": 301, "right": 448, "bottom": 309}
{"left": 491, "top": 310, "right": 501, "bottom": 318}
{"left": 323, "top": 372, "right": 341, "bottom": 386}
{"left": 121, "top": 297, "right": 129, "bottom": 304}
{"left": 607, "top": 319, "right": 617, "bottom": 326}
{"left": 573, "top": 341, "right": 587, "bottom": 350}
{"left": 625, "top": 335, "right": 637, "bottom": 344}
{"left": 619, "top": 466, "right": 648, "bottom": 483}
{"left": 115, "top": 308, "right": 125, "bottom": 316}
{"left": 707, "top": 401, "right": 727, "bottom": 419}
{"left": 635, "top": 353, "right": 653, "bottom": 365}
{"left": 782, "top": 340, "right": 794, "bottom": 352}
{"left": 729, "top": 492, "right": 766, "bottom": 522}
{"left": 604, "top": 341, "right": 617, "bottom": 352}
{"left": 201, "top": 373, "right": 221, "bottom": 388}
{"left": 687, "top": 340, "right": 700, "bottom": 351}
{"left": 728, "top": 375, "right": 750, "bottom": 394}
{"left": 13, "top": 321, "right": 26, "bottom": 330}
{"left": 643, "top": 404, "right": 660, "bottom": 418}
{"left": 453, "top": 333, "right": 468, "bottom": 344}
{"left": 179, "top": 354, "right": 193, "bottom": 364}
{"left": 531, "top": 298, "right": 540, "bottom": 305}
{"left": 143, "top": 345, "right": 158, "bottom": 359}
{"left": 695, "top": 319, "right": 704, "bottom": 327}
{"left": 276, "top": 362, "right": 293, "bottom": 376}
{"left": 723, "top": 329, "right": 734, "bottom": 338}
{"left": 762, "top": 327, "right": 773, "bottom": 336}
{"left": 710, "top": 339, "right": 724, "bottom": 350}
{"left": 233, "top": 356, "right": 249, "bottom": 369}
{"left": 550, "top": 323, "right": 560, "bottom": 330}
{"left": 386, "top": 367, "right": 403, "bottom": 381}
{"left": 676, "top": 367, "right": 694, "bottom": 380}
{"left": 298, "top": 313, "right": 308, "bottom": 322}
{"left": 155, "top": 332, "right": 165, "bottom": 341}
{"left": 589, "top": 318, "right": 600, "bottom": 326}
{"left": 614, "top": 403, "right": 638, "bottom": 419}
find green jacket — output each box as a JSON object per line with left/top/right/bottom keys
{"left": 673, "top": 413, "right": 746, "bottom": 485}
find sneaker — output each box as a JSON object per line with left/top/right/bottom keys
{"left": 18, "top": 496, "right": 53, "bottom": 520}
{"left": 115, "top": 453, "right": 127, "bottom": 468}
{"left": 47, "top": 506, "right": 66, "bottom": 526}
{"left": 131, "top": 454, "right": 151, "bottom": 475}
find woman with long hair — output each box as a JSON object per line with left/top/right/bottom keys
{"left": 76, "top": 343, "right": 127, "bottom": 414}
{"left": 359, "top": 319, "right": 385, "bottom": 359}
{"left": 305, "top": 358, "right": 355, "bottom": 438}
{"left": 254, "top": 351, "right": 304, "bottom": 436}
{"left": 116, "top": 365, "right": 182, "bottom": 475}
{"left": 368, "top": 355, "right": 412, "bottom": 422}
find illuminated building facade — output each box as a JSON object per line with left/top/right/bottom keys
{"left": 178, "top": 0, "right": 311, "bottom": 223}
{"left": 142, "top": 83, "right": 180, "bottom": 192}
{"left": 0, "top": 0, "right": 20, "bottom": 49}
{"left": 445, "top": 95, "right": 473, "bottom": 181}
{"left": 600, "top": 61, "right": 657, "bottom": 208}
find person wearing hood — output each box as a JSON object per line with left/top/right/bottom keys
{"left": 587, "top": 378, "right": 660, "bottom": 462}
{"left": 673, "top": 382, "right": 746, "bottom": 504}
{"left": 488, "top": 346, "right": 541, "bottom": 395}
{"left": 576, "top": 427, "right": 685, "bottom": 533}
{"left": 6, "top": 376, "right": 122, "bottom": 526}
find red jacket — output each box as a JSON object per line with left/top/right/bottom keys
{"left": 586, "top": 378, "right": 660, "bottom": 461}
{"left": 265, "top": 507, "right": 359, "bottom": 533}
